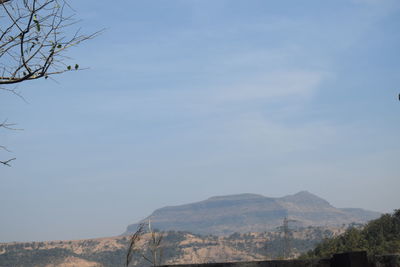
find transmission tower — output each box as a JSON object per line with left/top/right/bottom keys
{"left": 282, "top": 217, "right": 297, "bottom": 259}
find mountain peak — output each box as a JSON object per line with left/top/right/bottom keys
{"left": 290, "top": 190, "right": 321, "bottom": 199}
{"left": 280, "top": 191, "right": 332, "bottom": 207}
{"left": 294, "top": 190, "right": 313, "bottom": 196}
{"left": 207, "top": 193, "right": 265, "bottom": 201}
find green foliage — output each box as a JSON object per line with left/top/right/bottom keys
{"left": 301, "top": 209, "right": 400, "bottom": 259}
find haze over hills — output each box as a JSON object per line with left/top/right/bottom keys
{"left": 125, "top": 191, "right": 380, "bottom": 235}
{"left": 0, "top": 191, "right": 384, "bottom": 266}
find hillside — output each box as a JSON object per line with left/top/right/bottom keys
{"left": 0, "top": 226, "right": 344, "bottom": 267}
{"left": 301, "top": 209, "right": 400, "bottom": 259}
{"left": 125, "top": 191, "right": 380, "bottom": 235}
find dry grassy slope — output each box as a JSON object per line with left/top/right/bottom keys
{"left": 42, "top": 256, "right": 102, "bottom": 267}
{"left": 165, "top": 233, "right": 265, "bottom": 264}
{"left": 0, "top": 226, "right": 346, "bottom": 267}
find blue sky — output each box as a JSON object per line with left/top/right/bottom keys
{"left": 1, "top": 0, "right": 399, "bottom": 242}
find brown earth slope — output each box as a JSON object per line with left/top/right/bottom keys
{"left": 0, "top": 226, "right": 346, "bottom": 267}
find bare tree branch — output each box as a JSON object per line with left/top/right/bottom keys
{"left": 0, "top": 119, "right": 20, "bottom": 167}
{"left": 126, "top": 222, "right": 146, "bottom": 267}
{"left": 0, "top": 119, "right": 22, "bottom": 131}
{"left": 0, "top": 157, "right": 15, "bottom": 166}
{"left": 1, "top": 0, "right": 100, "bottom": 167}
{"left": 126, "top": 220, "right": 164, "bottom": 267}
{"left": 0, "top": 0, "right": 100, "bottom": 85}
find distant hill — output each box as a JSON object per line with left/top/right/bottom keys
{"left": 125, "top": 191, "right": 380, "bottom": 235}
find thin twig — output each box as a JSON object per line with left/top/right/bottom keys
{"left": 0, "top": 158, "right": 16, "bottom": 167}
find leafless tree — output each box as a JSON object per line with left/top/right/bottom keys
{"left": 126, "top": 220, "right": 164, "bottom": 267}
{"left": 143, "top": 220, "right": 164, "bottom": 267}
{"left": 126, "top": 222, "right": 146, "bottom": 267}
{"left": 1, "top": 0, "right": 99, "bottom": 166}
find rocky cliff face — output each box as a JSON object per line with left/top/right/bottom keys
{"left": 125, "top": 191, "right": 380, "bottom": 235}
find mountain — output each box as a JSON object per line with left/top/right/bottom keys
{"left": 125, "top": 191, "right": 380, "bottom": 235}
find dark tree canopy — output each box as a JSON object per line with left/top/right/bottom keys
{"left": 301, "top": 209, "right": 400, "bottom": 259}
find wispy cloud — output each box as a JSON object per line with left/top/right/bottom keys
{"left": 213, "top": 70, "right": 327, "bottom": 102}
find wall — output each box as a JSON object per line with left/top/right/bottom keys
{"left": 162, "top": 252, "right": 400, "bottom": 267}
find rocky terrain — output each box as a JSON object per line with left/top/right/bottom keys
{"left": 0, "top": 226, "right": 346, "bottom": 267}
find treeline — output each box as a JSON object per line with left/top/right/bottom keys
{"left": 301, "top": 209, "right": 400, "bottom": 259}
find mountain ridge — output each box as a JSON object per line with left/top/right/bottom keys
{"left": 125, "top": 191, "right": 380, "bottom": 235}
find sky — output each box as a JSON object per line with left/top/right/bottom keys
{"left": 0, "top": 0, "right": 399, "bottom": 242}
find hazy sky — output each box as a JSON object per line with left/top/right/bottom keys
{"left": 1, "top": 0, "right": 399, "bottom": 242}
